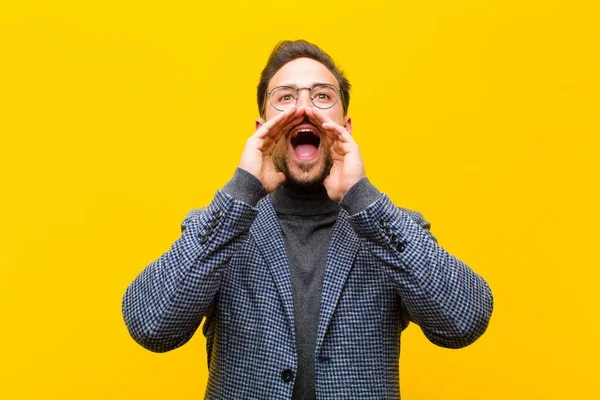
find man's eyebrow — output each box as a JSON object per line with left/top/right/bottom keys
{"left": 277, "top": 82, "right": 334, "bottom": 89}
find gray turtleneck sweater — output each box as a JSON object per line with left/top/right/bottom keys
{"left": 223, "top": 168, "right": 380, "bottom": 400}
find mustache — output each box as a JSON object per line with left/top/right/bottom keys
{"left": 287, "top": 118, "right": 319, "bottom": 136}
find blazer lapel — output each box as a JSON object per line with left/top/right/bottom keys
{"left": 250, "top": 197, "right": 296, "bottom": 339}
{"left": 315, "top": 209, "right": 361, "bottom": 356}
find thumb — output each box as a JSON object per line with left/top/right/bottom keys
{"left": 264, "top": 171, "right": 287, "bottom": 193}
{"left": 276, "top": 171, "right": 287, "bottom": 186}
{"left": 323, "top": 175, "right": 341, "bottom": 202}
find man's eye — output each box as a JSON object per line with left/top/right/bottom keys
{"left": 280, "top": 94, "right": 294, "bottom": 101}
{"left": 313, "top": 90, "right": 334, "bottom": 101}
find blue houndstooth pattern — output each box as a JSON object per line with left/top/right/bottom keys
{"left": 122, "top": 190, "right": 493, "bottom": 399}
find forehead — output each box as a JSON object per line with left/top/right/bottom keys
{"left": 268, "top": 57, "right": 338, "bottom": 89}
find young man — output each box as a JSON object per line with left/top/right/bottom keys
{"left": 122, "top": 40, "right": 493, "bottom": 400}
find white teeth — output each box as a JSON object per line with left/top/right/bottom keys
{"left": 292, "top": 129, "right": 316, "bottom": 138}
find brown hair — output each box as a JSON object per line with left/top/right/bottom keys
{"left": 257, "top": 40, "right": 351, "bottom": 117}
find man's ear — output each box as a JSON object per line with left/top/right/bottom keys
{"left": 344, "top": 116, "right": 353, "bottom": 135}
{"left": 256, "top": 117, "right": 265, "bottom": 132}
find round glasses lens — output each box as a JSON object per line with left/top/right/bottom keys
{"left": 270, "top": 87, "right": 297, "bottom": 111}
{"left": 311, "top": 85, "right": 338, "bottom": 109}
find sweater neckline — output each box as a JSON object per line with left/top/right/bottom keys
{"left": 270, "top": 183, "right": 339, "bottom": 216}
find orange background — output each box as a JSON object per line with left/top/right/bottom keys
{"left": 1, "top": 0, "right": 598, "bottom": 398}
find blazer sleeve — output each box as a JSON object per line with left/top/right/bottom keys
{"left": 346, "top": 194, "right": 494, "bottom": 349}
{"left": 121, "top": 190, "right": 258, "bottom": 353}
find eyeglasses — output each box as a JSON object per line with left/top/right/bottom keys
{"left": 266, "top": 84, "right": 341, "bottom": 112}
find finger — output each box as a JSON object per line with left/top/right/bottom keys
{"left": 306, "top": 106, "right": 334, "bottom": 126}
{"left": 278, "top": 108, "right": 305, "bottom": 135}
{"left": 306, "top": 107, "right": 351, "bottom": 145}
{"left": 329, "top": 139, "right": 352, "bottom": 158}
{"left": 268, "top": 106, "right": 306, "bottom": 145}
{"left": 305, "top": 108, "right": 335, "bottom": 138}
{"left": 261, "top": 110, "right": 306, "bottom": 155}
{"left": 270, "top": 111, "right": 305, "bottom": 145}
{"left": 255, "top": 111, "right": 287, "bottom": 138}
{"left": 276, "top": 171, "right": 287, "bottom": 186}
{"left": 256, "top": 105, "right": 300, "bottom": 138}
{"left": 279, "top": 104, "right": 308, "bottom": 132}
{"left": 320, "top": 125, "right": 339, "bottom": 146}
{"left": 322, "top": 122, "right": 353, "bottom": 143}
{"left": 321, "top": 121, "right": 346, "bottom": 142}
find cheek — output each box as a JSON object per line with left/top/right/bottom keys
{"left": 321, "top": 102, "right": 346, "bottom": 125}
{"left": 324, "top": 109, "right": 345, "bottom": 126}
{"left": 265, "top": 107, "right": 280, "bottom": 121}
{"left": 274, "top": 137, "right": 288, "bottom": 153}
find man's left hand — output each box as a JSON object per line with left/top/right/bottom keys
{"left": 306, "top": 107, "right": 366, "bottom": 202}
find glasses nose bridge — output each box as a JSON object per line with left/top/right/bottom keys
{"left": 295, "top": 87, "right": 313, "bottom": 106}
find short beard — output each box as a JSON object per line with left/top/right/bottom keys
{"left": 273, "top": 151, "right": 333, "bottom": 192}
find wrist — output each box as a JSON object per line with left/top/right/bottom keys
{"left": 222, "top": 168, "right": 267, "bottom": 206}
{"left": 340, "top": 177, "right": 381, "bottom": 215}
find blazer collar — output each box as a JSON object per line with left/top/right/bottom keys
{"left": 251, "top": 197, "right": 361, "bottom": 357}
{"left": 315, "top": 208, "right": 361, "bottom": 356}
{"left": 251, "top": 197, "right": 296, "bottom": 341}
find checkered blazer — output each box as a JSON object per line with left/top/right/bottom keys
{"left": 122, "top": 190, "right": 493, "bottom": 399}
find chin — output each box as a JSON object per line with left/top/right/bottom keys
{"left": 284, "top": 157, "right": 332, "bottom": 188}
{"left": 273, "top": 145, "right": 333, "bottom": 189}
{"left": 290, "top": 171, "right": 323, "bottom": 186}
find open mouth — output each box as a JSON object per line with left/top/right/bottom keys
{"left": 290, "top": 127, "right": 321, "bottom": 159}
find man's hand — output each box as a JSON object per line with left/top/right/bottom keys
{"left": 306, "top": 107, "right": 366, "bottom": 202}
{"left": 239, "top": 105, "right": 304, "bottom": 193}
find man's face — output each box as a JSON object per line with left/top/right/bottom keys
{"left": 257, "top": 57, "right": 352, "bottom": 188}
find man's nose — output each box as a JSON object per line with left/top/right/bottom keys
{"left": 296, "top": 88, "right": 312, "bottom": 107}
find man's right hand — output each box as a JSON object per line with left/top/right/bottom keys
{"left": 238, "top": 105, "right": 304, "bottom": 193}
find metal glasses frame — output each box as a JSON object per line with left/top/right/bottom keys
{"left": 266, "top": 83, "right": 342, "bottom": 112}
